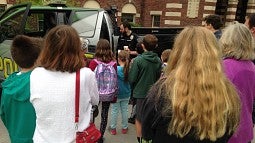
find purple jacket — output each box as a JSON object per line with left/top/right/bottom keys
{"left": 223, "top": 58, "right": 255, "bottom": 143}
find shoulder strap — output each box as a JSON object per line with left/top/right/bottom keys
{"left": 75, "top": 70, "right": 80, "bottom": 123}
{"left": 94, "top": 59, "right": 101, "bottom": 64}
{"left": 108, "top": 61, "right": 116, "bottom": 66}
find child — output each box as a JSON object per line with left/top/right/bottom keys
{"left": 128, "top": 41, "right": 144, "bottom": 124}
{"left": 89, "top": 39, "right": 117, "bottom": 143}
{"left": 0, "top": 35, "right": 43, "bottom": 143}
{"left": 129, "top": 34, "right": 162, "bottom": 143}
{"left": 160, "top": 49, "right": 171, "bottom": 77}
{"left": 109, "top": 50, "right": 131, "bottom": 135}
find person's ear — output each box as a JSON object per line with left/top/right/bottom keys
{"left": 141, "top": 43, "right": 147, "bottom": 51}
{"left": 251, "top": 27, "right": 255, "bottom": 34}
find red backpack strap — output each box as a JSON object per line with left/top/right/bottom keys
{"left": 75, "top": 70, "right": 80, "bottom": 123}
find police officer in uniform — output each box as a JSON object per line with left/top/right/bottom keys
{"left": 117, "top": 21, "right": 138, "bottom": 59}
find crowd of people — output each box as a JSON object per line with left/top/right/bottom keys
{"left": 0, "top": 14, "right": 255, "bottom": 143}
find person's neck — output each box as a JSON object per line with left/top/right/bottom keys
{"left": 119, "top": 61, "right": 125, "bottom": 67}
{"left": 20, "top": 67, "right": 34, "bottom": 73}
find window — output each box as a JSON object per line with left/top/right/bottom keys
{"left": 121, "top": 13, "right": 134, "bottom": 23}
{"left": 71, "top": 10, "right": 98, "bottom": 37}
{"left": 152, "top": 15, "right": 160, "bottom": 27}
{"left": 24, "top": 13, "right": 44, "bottom": 36}
{"left": 0, "top": 12, "right": 24, "bottom": 39}
{"left": 0, "top": 5, "right": 6, "bottom": 15}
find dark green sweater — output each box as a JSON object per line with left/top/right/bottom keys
{"left": 128, "top": 51, "right": 162, "bottom": 99}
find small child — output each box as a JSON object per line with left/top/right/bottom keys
{"left": 160, "top": 49, "right": 171, "bottom": 77}
{"left": 161, "top": 49, "right": 171, "bottom": 67}
{"left": 0, "top": 35, "right": 43, "bottom": 143}
{"left": 109, "top": 50, "right": 131, "bottom": 135}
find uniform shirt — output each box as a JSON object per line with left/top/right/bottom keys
{"left": 117, "top": 32, "right": 138, "bottom": 51}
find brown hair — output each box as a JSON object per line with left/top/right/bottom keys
{"left": 142, "top": 34, "right": 158, "bottom": 51}
{"left": 11, "top": 35, "right": 43, "bottom": 68}
{"left": 161, "top": 49, "right": 171, "bottom": 63}
{"left": 118, "top": 50, "right": 130, "bottom": 82}
{"left": 38, "top": 25, "right": 84, "bottom": 72}
{"left": 94, "top": 39, "right": 115, "bottom": 62}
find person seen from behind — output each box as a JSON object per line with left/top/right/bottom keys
{"left": 30, "top": 25, "right": 99, "bottom": 143}
{"left": 0, "top": 35, "right": 43, "bottom": 143}
{"left": 129, "top": 34, "right": 162, "bottom": 143}
{"left": 109, "top": 50, "right": 131, "bottom": 135}
{"left": 89, "top": 39, "right": 117, "bottom": 143}
{"left": 141, "top": 26, "right": 241, "bottom": 143}
{"left": 244, "top": 12, "right": 255, "bottom": 126}
{"left": 160, "top": 49, "right": 171, "bottom": 77}
{"left": 203, "top": 14, "right": 223, "bottom": 40}
{"left": 219, "top": 22, "right": 255, "bottom": 143}
{"left": 128, "top": 41, "right": 144, "bottom": 124}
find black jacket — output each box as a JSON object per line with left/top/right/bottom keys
{"left": 141, "top": 78, "right": 232, "bottom": 143}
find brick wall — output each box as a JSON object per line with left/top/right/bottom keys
{"left": 4, "top": 0, "right": 254, "bottom": 27}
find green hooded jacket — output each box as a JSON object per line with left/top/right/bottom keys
{"left": 0, "top": 71, "right": 35, "bottom": 143}
{"left": 129, "top": 51, "right": 162, "bottom": 99}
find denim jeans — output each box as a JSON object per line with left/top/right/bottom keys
{"left": 110, "top": 97, "right": 130, "bottom": 129}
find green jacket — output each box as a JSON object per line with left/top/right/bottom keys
{"left": 0, "top": 71, "right": 35, "bottom": 143}
{"left": 129, "top": 51, "right": 162, "bottom": 98}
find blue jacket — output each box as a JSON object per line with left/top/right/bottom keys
{"left": 117, "top": 66, "right": 131, "bottom": 99}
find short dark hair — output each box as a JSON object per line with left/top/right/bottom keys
{"left": 11, "top": 35, "right": 43, "bottom": 68}
{"left": 143, "top": 34, "right": 158, "bottom": 51}
{"left": 204, "top": 14, "right": 223, "bottom": 30}
{"left": 136, "top": 42, "right": 144, "bottom": 54}
{"left": 246, "top": 13, "right": 255, "bottom": 29}
{"left": 122, "top": 21, "right": 131, "bottom": 30}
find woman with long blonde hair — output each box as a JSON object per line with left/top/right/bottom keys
{"left": 141, "top": 26, "right": 240, "bottom": 143}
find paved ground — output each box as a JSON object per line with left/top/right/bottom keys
{"left": 1, "top": 104, "right": 255, "bottom": 143}
{"left": 0, "top": 104, "right": 136, "bottom": 143}
{"left": 95, "top": 104, "right": 137, "bottom": 143}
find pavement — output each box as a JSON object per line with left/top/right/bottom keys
{"left": 0, "top": 104, "right": 137, "bottom": 143}
{"left": 2, "top": 104, "right": 255, "bottom": 143}
{"left": 95, "top": 104, "right": 137, "bottom": 143}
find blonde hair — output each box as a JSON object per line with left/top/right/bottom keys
{"left": 220, "top": 22, "right": 255, "bottom": 60}
{"left": 162, "top": 26, "right": 240, "bottom": 141}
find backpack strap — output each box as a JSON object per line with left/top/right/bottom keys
{"left": 108, "top": 61, "right": 116, "bottom": 66}
{"left": 94, "top": 59, "right": 101, "bottom": 64}
{"left": 95, "top": 59, "right": 116, "bottom": 67}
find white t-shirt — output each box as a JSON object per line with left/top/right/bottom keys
{"left": 30, "top": 67, "right": 99, "bottom": 143}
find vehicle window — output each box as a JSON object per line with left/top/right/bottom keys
{"left": 71, "top": 10, "right": 98, "bottom": 37}
{"left": 24, "top": 13, "right": 44, "bottom": 37}
{"left": 0, "top": 12, "right": 24, "bottom": 41}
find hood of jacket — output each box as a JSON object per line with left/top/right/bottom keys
{"left": 2, "top": 71, "right": 31, "bottom": 101}
{"left": 141, "top": 51, "right": 161, "bottom": 63}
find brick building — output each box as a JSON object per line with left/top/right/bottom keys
{"left": 1, "top": 0, "right": 255, "bottom": 27}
